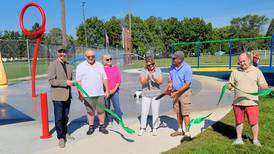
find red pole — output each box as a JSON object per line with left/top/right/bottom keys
{"left": 19, "top": 2, "right": 46, "bottom": 98}
{"left": 40, "top": 92, "right": 52, "bottom": 139}
{"left": 31, "top": 36, "right": 42, "bottom": 98}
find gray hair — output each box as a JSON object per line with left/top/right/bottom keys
{"left": 173, "top": 51, "right": 184, "bottom": 60}
{"left": 238, "top": 52, "right": 251, "bottom": 60}
{"left": 102, "top": 54, "right": 112, "bottom": 65}
{"left": 85, "top": 48, "right": 95, "bottom": 55}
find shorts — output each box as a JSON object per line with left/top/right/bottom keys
{"left": 233, "top": 105, "right": 259, "bottom": 125}
{"left": 173, "top": 89, "right": 192, "bottom": 115}
{"left": 84, "top": 96, "right": 105, "bottom": 113}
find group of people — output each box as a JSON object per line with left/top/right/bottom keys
{"left": 48, "top": 48, "right": 273, "bottom": 148}
{"left": 48, "top": 48, "right": 124, "bottom": 148}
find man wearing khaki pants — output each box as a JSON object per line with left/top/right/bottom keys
{"left": 76, "top": 48, "right": 110, "bottom": 135}
{"left": 168, "top": 51, "right": 192, "bottom": 142}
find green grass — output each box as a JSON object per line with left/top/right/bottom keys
{"left": 163, "top": 96, "right": 274, "bottom": 154}
{"left": 122, "top": 55, "right": 273, "bottom": 70}
{"left": 3, "top": 61, "right": 49, "bottom": 79}
{"left": 2, "top": 55, "right": 273, "bottom": 79}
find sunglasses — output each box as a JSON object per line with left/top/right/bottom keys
{"left": 147, "top": 63, "right": 155, "bottom": 67}
{"left": 106, "top": 58, "right": 112, "bottom": 62}
{"left": 86, "top": 55, "right": 95, "bottom": 59}
{"left": 58, "top": 51, "right": 67, "bottom": 54}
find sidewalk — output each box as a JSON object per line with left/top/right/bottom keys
{"left": 0, "top": 72, "right": 234, "bottom": 154}
{"left": 36, "top": 106, "right": 232, "bottom": 154}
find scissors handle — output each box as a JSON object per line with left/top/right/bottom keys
{"left": 19, "top": 2, "right": 46, "bottom": 37}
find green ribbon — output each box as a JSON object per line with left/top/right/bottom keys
{"left": 216, "top": 83, "right": 229, "bottom": 106}
{"left": 230, "top": 83, "right": 273, "bottom": 97}
{"left": 187, "top": 83, "right": 274, "bottom": 129}
{"left": 73, "top": 82, "right": 135, "bottom": 134}
{"left": 187, "top": 113, "right": 212, "bottom": 130}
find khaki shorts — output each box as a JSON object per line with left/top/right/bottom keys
{"left": 173, "top": 89, "right": 192, "bottom": 115}
{"left": 84, "top": 96, "right": 105, "bottom": 113}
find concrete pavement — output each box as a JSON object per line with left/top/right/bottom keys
{"left": 0, "top": 71, "right": 234, "bottom": 154}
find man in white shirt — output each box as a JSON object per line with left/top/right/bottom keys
{"left": 76, "top": 48, "right": 110, "bottom": 135}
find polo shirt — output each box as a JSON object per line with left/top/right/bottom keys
{"left": 229, "top": 65, "right": 268, "bottom": 106}
{"left": 169, "top": 62, "right": 192, "bottom": 91}
{"left": 76, "top": 61, "right": 107, "bottom": 97}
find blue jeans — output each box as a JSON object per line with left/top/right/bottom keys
{"left": 105, "top": 89, "right": 123, "bottom": 123}
{"left": 53, "top": 99, "right": 71, "bottom": 139}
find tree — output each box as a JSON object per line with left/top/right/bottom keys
{"left": 212, "top": 26, "right": 230, "bottom": 40}
{"left": 208, "top": 26, "right": 231, "bottom": 54}
{"left": 229, "top": 15, "right": 269, "bottom": 38}
{"left": 76, "top": 17, "right": 105, "bottom": 47}
{"left": 160, "top": 17, "right": 181, "bottom": 56}
{"left": 46, "top": 28, "right": 63, "bottom": 44}
{"left": 176, "top": 18, "right": 213, "bottom": 56}
{"left": 0, "top": 31, "right": 22, "bottom": 57}
{"left": 229, "top": 15, "right": 269, "bottom": 52}
{"left": 45, "top": 27, "right": 76, "bottom": 56}
{"left": 144, "top": 16, "right": 166, "bottom": 57}
{"left": 123, "top": 15, "right": 150, "bottom": 56}
{"left": 104, "top": 16, "right": 122, "bottom": 48}
{"left": 266, "top": 18, "right": 274, "bottom": 36}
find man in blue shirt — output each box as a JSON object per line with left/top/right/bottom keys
{"left": 168, "top": 51, "right": 192, "bottom": 142}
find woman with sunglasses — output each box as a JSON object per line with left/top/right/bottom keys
{"left": 139, "top": 56, "right": 163, "bottom": 136}
{"left": 102, "top": 54, "right": 123, "bottom": 127}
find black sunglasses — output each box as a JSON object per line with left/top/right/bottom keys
{"left": 57, "top": 49, "right": 67, "bottom": 53}
{"left": 87, "top": 55, "right": 95, "bottom": 59}
{"left": 106, "top": 58, "right": 112, "bottom": 61}
{"left": 147, "top": 63, "right": 155, "bottom": 67}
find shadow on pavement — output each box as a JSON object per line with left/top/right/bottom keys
{"left": 109, "top": 129, "right": 135, "bottom": 143}
{"left": 137, "top": 115, "right": 178, "bottom": 131}
{"left": 0, "top": 103, "right": 34, "bottom": 125}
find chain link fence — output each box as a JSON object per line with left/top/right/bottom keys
{"left": 0, "top": 39, "right": 127, "bottom": 81}
{"left": 173, "top": 38, "right": 274, "bottom": 68}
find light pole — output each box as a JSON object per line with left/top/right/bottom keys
{"left": 81, "top": 1, "right": 88, "bottom": 47}
{"left": 128, "top": 0, "right": 132, "bottom": 63}
{"left": 60, "top": 0, "right": 67, "bottom": 47}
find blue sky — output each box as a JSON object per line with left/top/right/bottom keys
{"left": 0, "top": 0, "right": 274, "bottom": 38}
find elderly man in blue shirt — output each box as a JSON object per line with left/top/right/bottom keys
{"left": 168, "top": 51, "right": 192, "bottom": 142}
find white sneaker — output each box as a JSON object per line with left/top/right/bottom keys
{"left": 232, "top": 138, "right": 244, "bottom": 145}
{"left": 152, "top": 129, "right": 157, "bottom": 136}
{"left": 253, "top": 139, "right": 262, "bottom": 147}
{"left": 138, "top": 129, "right": 145, "bottom": 136}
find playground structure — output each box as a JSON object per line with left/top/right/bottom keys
{"left": 171, "top": 34, "right": 274, "bottom": 70}
{"left": 169, "top": 35, "right": 274, "bottom": 86}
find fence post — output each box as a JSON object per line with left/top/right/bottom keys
{"left": 171, "top": 45, "right": 174, "bottom": 65}
{"left": 197, "top": 41, "right": 200, "bottom": 68}
{"left": 26, "top": 39, "right": 31, "bottom": 77}
{"left": 229, "top": 38, "right": 233, "bottom": 69}
{"left": 269, "top": 33, "right": 274, "bottom": 70}
{"left": 46, "top": 43, "right": 50, "bottom": 66}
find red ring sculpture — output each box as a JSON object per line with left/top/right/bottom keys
{"left": 19, "top": 2, "right": 46, "bottom": 98}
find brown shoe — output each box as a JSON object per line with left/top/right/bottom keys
{"left": 58, "top": 138, "right": 65, "bottom": 148}
{"left": 180, "top": 134, "right": 192, "bottom": 143}
{"left": 66, "top": 134, "right": 75, "bottom": 141}
{"left": 170, "top": 131, "right": 185, "bottom": 137}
